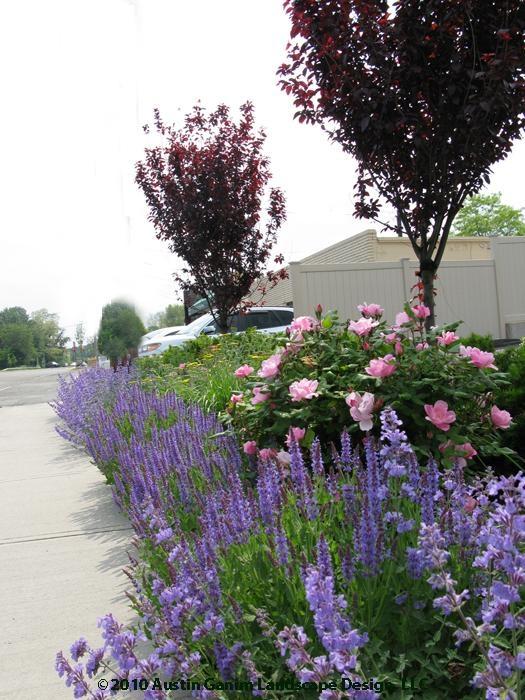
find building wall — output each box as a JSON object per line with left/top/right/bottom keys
{"left": 300, "top": 229, "right": 377, "bottom": 264}
{"left": 374, "top": 236, "right": 492, "bottom": 261}
{"left": 244, "top": 275, "right": 294, "bottom": 308}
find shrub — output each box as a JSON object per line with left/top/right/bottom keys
{"left": 493, "top": 340, "right": 525, "bottom": 460}
{"left": 228, "top": 305, "right": 515, "bottom": 472}
{"left": 53, "top": 377, "right": 525, "bottom": 699}
{"left": 137, "top": 329, "right": 281, "bottom": 413}
{"left": 460, "top": 333, "right": 495, "bottom": 353}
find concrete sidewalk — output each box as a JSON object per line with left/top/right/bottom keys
{"left": 0, "top": 401, "right": 133, "bottom": 699}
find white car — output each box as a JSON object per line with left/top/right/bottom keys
{"left": 138, "top": 326, "right": 185, "bottom": 354}
{"left": 138, "top": 307, "right": 294, "bottom": 357}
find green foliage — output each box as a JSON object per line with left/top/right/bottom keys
{"left": 0, "top": 306, "right": 29, "bottom": 325}
{"left": 452, "top": 192, "right": 525, "bottom": 238}
{"left": 459, "top": 333, "right": 495, "bottom": 353}
{"left": 0, "top": 306, "right": 68, "bottom": 368}
{"left": 147, "top": 303, "right": 185, "bottom": 331}
{"left": 229, "top": 310, "right": 514, "bottom": 469}
{"left": 98, "top": 300, "right": 145, "bottom": 363}
{"left": 493, "top": 341, "right": 525, "bottom": 459}
{"left": 30, "top": 309, "right": 69, "bottom": 361}
{"left": 0, "top": 323, "right": 35, "bottom": 368}
{"left": 137, "top": 329, "right": 280, "bottom": 413}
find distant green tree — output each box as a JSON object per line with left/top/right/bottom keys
{"left": 0, "top": 306, "right": 29, "bottom": 325}
{"left": 75, "top": 323, "right": 85, "bottom": 362}
{"left": 29, "top": 309, "right": 69, "bottom": 366}
{"left": 98, "top": 300, "right": 145, "bottom": 366}
{"left": 163, "top": 304, "right": 185, "bottom": 326}
{"left": 0, "top": 324, "right": 35, "bottom": 368}
{"left": 147, "top": 303, "right": 185, "bottom": 332}
{"left": 452, "top": 193, "right": 525, "bottom": 237}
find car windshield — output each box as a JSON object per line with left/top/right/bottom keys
{"left": 179, "top": 313, "right": 213, "bottom": 335}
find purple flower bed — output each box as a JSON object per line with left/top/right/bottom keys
{"left": 53, "top": 368, "right": 524, "bottom": 699}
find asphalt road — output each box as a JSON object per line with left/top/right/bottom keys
{"left": 0, "top": 367, "right": 71, "bottom": 407}
{"left": 0, "top": 369, "right": 134, "bottom": 698}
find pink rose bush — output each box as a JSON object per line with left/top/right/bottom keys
{"left": 412, "top": 304, "right": 431, "bottom": 319}
{"left": 459, "top": 346, "right": 498, "bottom": 370}
{"left": 491, "top": 405, "right": 512, "bottom": 429}
{"left": 365, "top": 353, "right": 396, "bottom": 378}
{"left": 436, "top": 331, "right": 459, "bottom": 346}
{"left": 424, "top": 400, "right": 456, "bottom": 431}
{"left": 348, "top": 317, "right": 379, "bottom": 336}
{"left": 257, "top": 353, "right": 281, "bottom": 378}
{"left": 251, "top": 386, "right": 271, "bottom": 405}
{"left": 235, "top": 364, "right": 254, "bottom": 378}
{"left": 228, "top": 305, "right": 514, "bottom": 467}
{"left": 345, "top": 391, "right": 375, "bottom": 431}
{"left": 243, "top": 439, "right": 257, "bottom": 455}
{"left": 395, "top": 311, "right": 411, "bottom": 328}
{"left": 357, "top": 302, "right": 384, "bottom": 318}
{"left": 288, "top": 378, "right": 319, "bottom": 402}
{"left": 289, "top": 315, "right": 316, "bottom": 334}
{"left": 286, "top": 426, "right": 306, "bottom": 445}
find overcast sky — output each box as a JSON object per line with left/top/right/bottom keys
{"left": 1, "top": 0, "right": 524, "bottom": 338}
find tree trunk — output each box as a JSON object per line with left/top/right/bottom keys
{"left": 217, "top": 313, "right": 230, "bottom": 334}
{"left": 419, "top": 261, "right": 436, "bottom": 331}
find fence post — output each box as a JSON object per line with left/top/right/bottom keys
{"left": 490, "top": 240, "right": 507, "bottom": 338}
{"left": 289, "top": 262, "right": 303, "bottom": 316}
{"left": 400, "top": 258, "right": 412, "bottom": 300}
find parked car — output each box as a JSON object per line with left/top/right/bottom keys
{"left": 138, "top": 326, "right": 186, "bottom": 356}
{"left": 138, "top": 307, "right": 294, "bottom": 357}
{"left": 141, "top": 325, "right": 185, "bottom": 344}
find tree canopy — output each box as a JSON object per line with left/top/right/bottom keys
{"left": 452, "top": 192, "right": 525, "bottom": 238}
{"left": 147, "top": 304, "right": 185, "bottom": 332}
{"left": 0, "top": 306, "right": 68, "bottom": 368}
{"left": 279, "top": 0, "right": 525, "bottom": 326}
{"left": 98, "top": 301, "right": 145, "bottom": 365}
{"left": 136, "top": 102, "right": 287, "bottom": 333}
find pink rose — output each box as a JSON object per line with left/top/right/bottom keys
{"left": 285, "top": 426, "right": 306, "bottom": 446}
{"left": 259, "top": 448, "right": 278, "bottom": 461}
{"left": 230, "top": 393, "right": 243, "bottom": 404}
{"left": 385, "top": 332, "right": 398, "bottom": 343}
{"left": 459, "top": 346, "right": 497, "bottom": 370}
{"left": 436, "top": 331, "right": 459, "bottom": 346}
{"left": 348, "top": 317, "right": 379, "bottom": 337}
{"left": 456, "top": 442, "right": 478, "bottom": 460}
{"left": 357, "top": 302, "right": 384, "bottom": 318}
{"left": 412, "top": 304, "right": 431, "bottom": 319}
{"left": 235, "top": 364, "right": 254, "bottom": 378}
{"left": 345, "top": 391, "right": 375, "bottom": 431}
{"left": 290, "top": 316, "right": 316, "bottom": 333}
{"left": 365, "top": 354, "right": 396, "bottom": 378}
{"left": 178, "top": 363, "right": 186, "bottom": 369}
{"left": 424, "top": 400, "right": 456, "bottom": 432}
{"left": 258, "top": 354, "right": 281, "bottom": 379}
{"left": 251, "top": 386, "right": 271, "bottom": 405}
{"left": 395, "top": 311, "right": 411, "bottom": 327}
{"left": 490, "top": 405, "right": 512, "bottom": 430}
{"left": 289, "top": 378, "right": 319, "bottom": 402}
{"left": 243, "top": 440, "right": 257, "bottom": 455}
{"left": 416, "top": 342, "right": 429, "bottom": 351}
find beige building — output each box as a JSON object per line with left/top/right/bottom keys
{"left": 250, "top": 228, "right": 493, "bottom": 309}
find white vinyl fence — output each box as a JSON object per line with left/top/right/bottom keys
{"left": 289, "top": 238, "right": 525, "bottom": 338}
